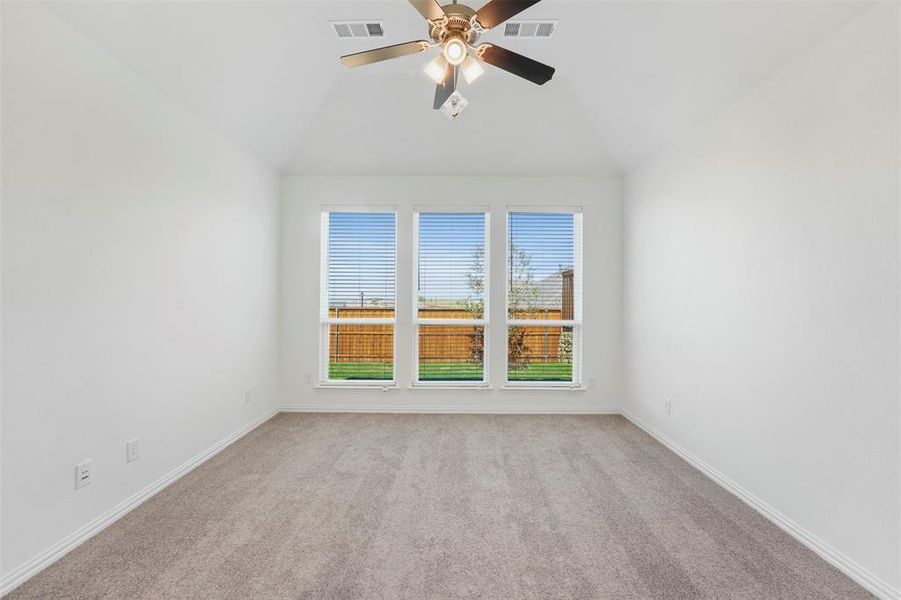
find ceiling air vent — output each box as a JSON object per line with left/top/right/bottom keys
{"left": 331, "top": 21, "right": 385, "bottom": 39}
{"left": 503, "top": 20, "right": 557, "bottom": 38}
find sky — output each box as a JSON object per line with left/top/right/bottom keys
{"left": 327, "top": 212, "right": 575, "bottom": 309}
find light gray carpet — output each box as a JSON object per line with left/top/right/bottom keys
{"left": 7, "top": 414, "right": 871, "bottom": 599}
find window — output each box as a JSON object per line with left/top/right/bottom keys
{"left": 318, "top": 207, "right": 585, "bottom": 389}
{"left": 320, "top": 210, "right": 396, "bottom": 383}
{"left": 414, "top": 211, "right": 488, "bottom": 384}
{"left": 506, "top": 210, "right": 582, "bottom": 385}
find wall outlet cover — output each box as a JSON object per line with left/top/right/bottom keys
{"left": 243, "top": 388, "right": 252, "bottom": 403}
{"left": 75, "top": 460, "right": 92, "bottom": 489}
{"left": 126, "top": 438, "right": 140, "bottom": 463}
{"left": 664, "top": 398, "right": 672, "bottom": 415}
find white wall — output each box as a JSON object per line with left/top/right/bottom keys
{"left": 281, "top": 176, "right": 622, "bottom": 413}
{"left": 1, "top": 3, "right": 280, "bottom": 583}
{"left": 623, "top": 5, "right": 899, "bottom": 596}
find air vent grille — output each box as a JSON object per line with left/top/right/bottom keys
{"left": 536, "top": 22, "right": 555, "bottom": 37}
{"left": 331, "top": 21, "right": 385, "bottom": 39}
{"left": 334, "top": 23, "right": 353, "bottom": 38}
{"left": 503, "top": 20, "right": 557, "bottom": 38}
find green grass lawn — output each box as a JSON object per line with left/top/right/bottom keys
{"left": 328, "top": 362, "right": 394, "bottom": 381}
{"left": 419, "top": 362, "right": 483, "bottom": 381}
{"left": 507, "top": 361, "right": 573, "bottom": 382}
{"left": 328, "top": 361, "right": 572, "bottom": 382}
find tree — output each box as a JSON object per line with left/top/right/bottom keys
{"left": 464, "top": 246, "right": 485, "bottom": 363}
{"left": 464, "top": 243, "right": 540, "bottom": 371}
{"left": 507, "top": 244, "right": 539, "bottom": 371}
{"left": 507, "top": 244, "right": 538, "bottom": 317}
{"left": 464, "top": 246, "right": 484, "bottom": 317}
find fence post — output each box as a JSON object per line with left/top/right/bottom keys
{"left": 544, "top": 308, "right": 549, "bottom": 363}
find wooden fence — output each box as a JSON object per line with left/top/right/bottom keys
{"left": 327, "top": 307, "right": 569, "bottom": 364}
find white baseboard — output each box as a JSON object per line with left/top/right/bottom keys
{"left": 0, "top": 409, "right": 277, "bottom": 597}
{"left": 280, "top": 403, "right": 620, "bottom": 414}
{"left": 621, "top": 410, "right": 899, "bottom": 600}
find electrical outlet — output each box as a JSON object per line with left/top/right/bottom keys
{"left": 588, "top": 378, "right": 596, "bottom": 390}
{"left": 243, "top": 388, "right": 252, "bottom": 403}
{"left": 303, "top": 373, "right": 313, "bottom": 385}
{"left": 664, "top": 398, "right": 672, "bottom": 415}
{"left": 126, "top": 438, "right": 140, "bottom": 463}
{"left": 75, "top": 460, "right": 93, "bottom": 489}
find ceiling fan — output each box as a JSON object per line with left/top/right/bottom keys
{"left": 339, "top": 0, "right": 554, "bottom": 119}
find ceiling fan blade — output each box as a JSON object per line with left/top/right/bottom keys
{"left": 340, "top": 40, "right": 430, "bottom": 68}
{"left": 478, "top": 44, "right": 555, "bottom": 85}
{"left": 433, "top": 64, "right": 458, "bottom": 109}
{"left": 409, "top": 0, "right": 446, "bottom": 22}
{"left": 475, "top": 0, "right": 541, "bottom": 30}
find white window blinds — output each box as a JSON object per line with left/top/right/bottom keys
{"left": 417, "top": 212, "right": 485, "bottom": 317}
{"left": 327, "top": 212, "right": 396, "bottom": 311}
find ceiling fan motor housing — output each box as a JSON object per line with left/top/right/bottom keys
{"left": 430, "top": 3, "right": 481, "bottom": 46}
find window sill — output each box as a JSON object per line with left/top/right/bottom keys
{"left": 502, "top": 384, "right": 587, "bottom": 392}
{"left": 315, "top": 382, "right": 398, "bottom": 391}
{"left": 408, "top": 383, "right": 490, "bottom": 391}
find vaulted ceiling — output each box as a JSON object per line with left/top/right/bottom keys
{"left": 45, "top": 1, "right": 868, "bottom": 176}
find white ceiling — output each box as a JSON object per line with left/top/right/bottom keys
{"left": 45, "top": 1, "right": 868, "bottom": 176}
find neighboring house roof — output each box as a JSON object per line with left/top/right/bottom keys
{"left": 535, "top": 273, "right": 564, "bottom": 307}
{"left": 534, "top": 269, "right": 573, "bottom": 311}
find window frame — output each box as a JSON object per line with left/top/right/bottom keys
{"left": 504, "top": 207, "right": 583, "bottom": 388}
{"left": 412, "top": 207, "right": 490, "bottom": 387}
{"left": 319, "top": 206, "right": 398, "bottom": 387}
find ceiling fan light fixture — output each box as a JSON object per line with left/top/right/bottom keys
{"left": 424, "top": 54, "right": 449, "bottom": 83}
{"left": 461, "top": 54, "right": 485, "bottom": 84}
{"left": 439, "top": 91, "right": 469, "bottom": 120}
{"left": 443, "top": 36, "right": 467, "bottom": 66}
